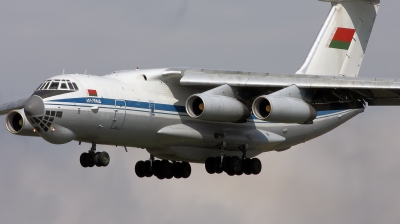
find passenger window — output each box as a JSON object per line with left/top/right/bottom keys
{"left": 60, "top": 83, "right": 68, "bottom": 90}
{"left": 72, "top": 83, "right": 79, "bottom": 90}
{"left": 49, "top": 82, "right": 59, "bottom": 90}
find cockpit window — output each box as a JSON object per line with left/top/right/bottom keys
{"left": 60, "top": 83, "right": 68, "bottom": 90}
{"left": 49, "top": 82, "right": 60, "bottom": 90}
{"left": 36, "top": 79, "right": 79, "bottom": 91}
{"left": 67, "top": 81, "right": 74, "bottom": 90}
{"left": 36, "top": 83, "right": 44, "bottom": 90}
{"left": 72, "top": 83, "right": 79, "bottom": 90}
{"left": 42, "top": 82, "right": 50, "bottom": 90}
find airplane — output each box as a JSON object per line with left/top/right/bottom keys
{"left": 0, "top": 0, "right": 393, "bottom": 179}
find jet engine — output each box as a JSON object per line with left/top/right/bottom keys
{"left": 186, "top": 94, "right": 250, "bottom": 122}
{"left": 5, "top": 109, "right": 37, "bottom": 136}
{"left": 252, "top": 95, "right": 316, "bottom": 123}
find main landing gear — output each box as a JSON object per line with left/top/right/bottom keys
{"left": 135, "top": 155, "right": 191, "bottom": 179}
{"left": 205, "top": 143, "right": 262, "bottom": 176}
{"left": 80, "top": 143, "right": 110, "bottom": 168}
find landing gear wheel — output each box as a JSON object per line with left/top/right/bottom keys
{"left": 222, "top": 156, "right": 231, "bottom": 173}
{"left": 152, "top": 160, "right": 161, "bottom": 177}
{"left": 181, "top": 162, "right": 191, "bottom": 178}
{"left": 235, "top": 169, "right": 244, "bottom": 176}
{"left": 154, "top": 160, "right": 165, "bottom": 179}
{"left": 86, "top": 153, "right": 95, "bottom": 167}
{"left": 172, "top": 162, "right": 182, "bottom": 179}
{"left": 229, "top": 156, "right": 242, "bottom": 174}
{"left": 143, "top": 160, "right": 153, "bottom": 177}
{"left": 212, "top": 157, "right": 223, "bottom": 174}
{"left": 94, "top": 152, "right": 101, "bottom": 167}
{"left": 243, "top": 159, "right": 252, "bottom": 175}
{"left": 80, "top": 153, "right": 88, "bottom": 168}
{"left": 205, "top": 157, "right": 215, "bottom": 174}
{"left": 250, "top": 158, "right": 262, "bottom": 175}
{"left": 162, "top": 160, "right": 173, "bottom": 179}
{"left": 135, "top": 161, "right": 145, "bottom": 178}
{"left": 98, "top": 151, "right": 110, "bottom": 167}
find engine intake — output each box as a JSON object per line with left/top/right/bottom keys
{"left": 6, "top": 110, "right": 37, "bottom": 136}
{"left": 186, "top": 94, "right": 250, "bottom": 122}
{"left": 252, "top": 96, "right": 316, "bottom": 123}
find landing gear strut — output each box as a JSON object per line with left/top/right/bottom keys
{"left": 135, "top": 155, "right": 192, "bottom": 179}
{"left": 80, "top": 143, "right": 110, "bottom": 168}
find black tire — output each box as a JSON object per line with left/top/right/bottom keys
{"left": 222, "top": 156, "right": 231, "bottom": 173}
{"left": 94, "top": 152, "right": 101, "bottom": 167}
{"left": 143, "top": 160, "right": 153, "bottom": 177}
{"left": 135, "top": 161, "right": 145, "bottom": 178}
{"left": 212, "top": 157, "right": 223, "bottom": 174}
{"left": 172, "top": 162, "right": 182, "bottom": 179}
{"left": 250, "top": 158, "right": 262, "bottom": 175}
{"left": 181, "top": 162, "right": 191, "bottom": 178}
{"left": 80, "top": 153, "right": 88, "bottom": 168}
{"left": 243, "top": 158, "right": 252, "bottom": 175}
{"left": 162, "top": 160, "right": 173, "bottom": 179}
{"left": 152, "top": 160, "right": 161, "bottom": 177}
{"left": 86, "top": 153, "right": 95, "bottom": 167}
{"left": 205, "top": 157, "right": 215, "bottom": 174}
{"left": 227, "top": 169, "right": 236, "bottom": 176}
{"left": 155, "top": 160, "right": 165, "bottom": 179}
{"left": 236, "top": 169, "right": 244, "bottom": 176}
{"left": 98, "top": 151, "right": 110, "bottom": 167}
{"left": 229, "top": 156, "right": 242, "bottom": 173}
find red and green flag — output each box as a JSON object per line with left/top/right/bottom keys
{"left": 87, "top": 89, "right": 98, "bottom": 97}
{"left": 329, "top": 27, "right": 356, "bottom": 50}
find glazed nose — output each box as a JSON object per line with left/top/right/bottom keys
{"left": 24, "top": 95, "right": 45, "bottom": 117}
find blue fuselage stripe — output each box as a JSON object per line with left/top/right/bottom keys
{"left": 48, "top": 97, "right": 347, "bottom": 117}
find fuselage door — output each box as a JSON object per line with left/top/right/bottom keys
{"left": 111, "top": 99, "right": 126, "bottom": 130}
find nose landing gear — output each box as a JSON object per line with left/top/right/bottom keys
{"left": 80, "top": 143, "right": 110, "bottom": 168}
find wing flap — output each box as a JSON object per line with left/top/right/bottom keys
{"left": 0, "top": 98, "right": 28, "bottom": 115}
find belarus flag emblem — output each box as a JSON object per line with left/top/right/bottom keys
{"left": 87, "top": 89, "right": 98, "bottom": 97}
{"left": 329, "top": 27, "right": 356, "bottom": 50}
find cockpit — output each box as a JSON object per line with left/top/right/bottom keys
{"left": 36, "top": 79, "right": 79, "bottom": 91}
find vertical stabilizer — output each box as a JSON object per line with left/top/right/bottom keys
{"left": 296, "top": 0, "right": 380, "bottom": 77}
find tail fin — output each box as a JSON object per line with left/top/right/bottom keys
{"left": 296, "top": 0, "right": 380, "bottom": 77}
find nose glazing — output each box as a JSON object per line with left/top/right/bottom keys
{"left": 24, "top": 95, "right": 45, "bottom": 117}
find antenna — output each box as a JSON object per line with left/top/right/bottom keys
{"left": 84, "top": 70, "right": 87, "bottom": 75}
{"left": 62, "top": 69, "right": 66, "bottom": 74}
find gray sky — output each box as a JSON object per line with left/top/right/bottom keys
{"left": 1, "top": 1, "right": 400, "bottom": 223}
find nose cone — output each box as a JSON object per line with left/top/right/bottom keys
{"left": 24, "top": 95, "right": 45, "bottom": 117}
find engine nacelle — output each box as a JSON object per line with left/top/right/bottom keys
{"left": 186, "top": 94, "right": 250, "bottom": 122}
{"left": 5, "top": 110, "right": 38, "bottom": 136}
{"left": 252, "top": 95, "right": 316, "bottom": 123}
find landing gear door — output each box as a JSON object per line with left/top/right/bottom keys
{"left": 111, "top": 100, "right": 126, "bottom": 130}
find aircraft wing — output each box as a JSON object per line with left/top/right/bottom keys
{"left": 179, "top": 68, "right": 400, "bottom": 106}
{"left": 0, "top": 98, "right": 28, "bottom": 115}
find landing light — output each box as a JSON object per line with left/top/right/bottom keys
{"left": 51, "top": 127, "right": 56, "bottom": 132}
{"left": 33, "top": 128, "right": 37, "bottom": 133}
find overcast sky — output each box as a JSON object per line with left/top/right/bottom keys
{"left": 1, "top": 1, "right": 400, "bottom": 223}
